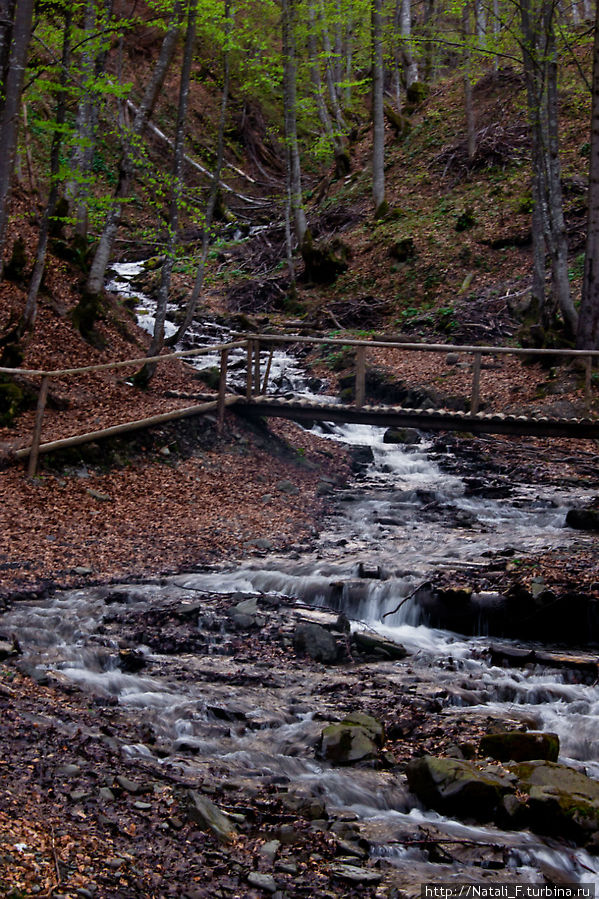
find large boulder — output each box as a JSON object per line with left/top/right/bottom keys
{"left": 509, "top": 761, "right": 599, "bottom": 844}
{"left": 405, "top": 755, "right": 515, "bottom": 821}
{"left": 293, "top": 622, "right": 338, "bottom": 664}
{"left": 566, "top": 508, "right": 599, "bottom": 532}
{"left": 480, "top": 731, "right": 559, "bottom": 763}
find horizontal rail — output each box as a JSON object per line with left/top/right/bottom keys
{"left": 235, "top": 333, "right": 599, "bottom": 360}
{"left": 12, "top": 395, "right": 240, "bottom": 459}
{"left": 0, "top": 340, "right": 249, "bottom": 379}
{"left": 242, "top": 398, "right": 599, "bottom": 439}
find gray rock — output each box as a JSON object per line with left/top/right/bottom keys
{"left": 56, "top": 764, "right": 81, "bottom": 778}
{"left": 276, "top": 479, "right": 300, "bottom": 495}
{"left": 247, "top": 872, "right": 278, "bottom": 893}
{"left": 0, "top": 640, "right": 16, "bottom": 660}
{"left": 406, "top": 755, "right": 514, "bottom": 821}
{"left": 383, "top": 427, "right": 422, "bottom": 445}
{"left": 509, "top": 760, "right": 599, "bottom": 841}
{"left": 352, "top": 631, "right": 408, "bottom": 660}
{"left": 480, "top": 731, "right": 559, "bottom": 763}
{"left": 187, "top": 790, "right": 237, "bottom": 842}
{"left": 259, "top": 839, "right": 281, "bottom": 863}
{"left": 115, "top": 775, "right": 148, "bottom": 794}
{"left": 319, "top": 714, "right": 383, "bottom": 765}
{"left": 330, "top": 864, "right": 382, "bottom": 884}
{"left": 293, "top": 622, "right": 338, "bottom": 664}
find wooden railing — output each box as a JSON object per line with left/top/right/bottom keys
{"left": 244, "top": 334, "right": 599, "bottom": 414}
{"left": 2, "top": 333, "right": 598, "bottom": 476}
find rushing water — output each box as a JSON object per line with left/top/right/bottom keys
{"left": 4, "top": 264, "right": 599, "bottom": 886}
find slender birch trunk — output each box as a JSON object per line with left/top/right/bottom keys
{"left": 165, "top": 0, "right": 232, "bottom": 347}
{"left": 23, "top": 8, "right": 73, "bottom": 330}
{"left": 372, "top": 0, "right": 386, "bottom": 215}
{"left": 85, "top": 0, "right": 183, "bottom": 296}
{"left": 137, "top": 0, "right": 197, "bottom": 382}
{"left": 282, "top": 0, "right": 307, "bottom": 246}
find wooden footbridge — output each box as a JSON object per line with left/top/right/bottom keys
{"left": 3, "top": 333, "right": 599, "bottom": 477}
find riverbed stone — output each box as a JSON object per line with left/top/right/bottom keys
{"left": 383, "top": 427, "right": 422, "bottom": 445}
{"left": 565, "top": 508, "right": 599, "bottom": 531}
{"left": 480, "top": 731, "right": 559, "bottom": 763}
{"left": 330, "top": 864, "right": 382, "bottom": 885}
{"left": 351, "top": 630, "right": 409, "bottom": 661}
{"left": 405, "top": 755, "right": 515, "bottom": 821}
{"left": 276, "top": 479, "right": 300, "bottom": 495}
{"left": 509, "top": 760, "right": 599, "bottom": 843}
{"left": 186, "top": 790, "right": 237, "bottom": 842}
{"left": 247, "top": 872, "right": 277, "bottom": 893}
{"left": 319, "top": 713, "right": 385, "bottom": 765}
{"left": 293, "top": 622, "right": 338, "bottom": 664}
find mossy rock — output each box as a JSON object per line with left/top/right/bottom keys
{"left": 319, "top": 712, "right": 385, "bottom": 764}
{"left": 71, "top": 291, "right": 107, "bottom": 347}
{"left": 384, "top": 104, "right": 412, "bottom": 139}
{"left": 509, "top": 761, "right": 599, "bottom": 842}
{"left": 406, "top": 81, "right": 429, "bottom": 105}
{"left": 0, "top": 378, "right": 27, "bottom": 426}
{"left": 301, "top": 233, "right": 350, "bottom": 285}
{"left": 480, "top": 731, "right": 559, "bottom": 763}
{"left": 389, "top": 237, "right": 416, "bottom": 262}
{"left": 406, "top": 755, "right": 515, "bottom": 821}
{"left": 5, "top": 237, "right": 28, "bottom": 282}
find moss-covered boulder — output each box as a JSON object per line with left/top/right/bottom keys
{"left": 301, "top": 233, "right": 350, "bottom": 284}
{"left": 509, "top": 761, "right": 599, "bottom": 844}
{"left": 319, "top": 713, "right": 384, "bottom": 765}
{"left": 481, "top": 731, "right": 559, "bottom": 763}
{"left": 406, "top": 755, "right": 515, "bottom": 821}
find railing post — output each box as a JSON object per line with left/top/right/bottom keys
{"left": 585, "top": 355, "right": 593, "bottom": 412}
{"left": 28, "top": 375, "right": 50, "bottom": 478}
{"left": 355, "top": 346, "right": 366, "bottom": 408}
{"left": 470, "top": 352, "right": 482, "bottom": 415}
{"left": 217, "top": 348, "right": 229, "bottom": 434}
{"left": 246, "top": 340, "right": 253, "bottom": 400}
{"left": 253, "top": 339, "right": 261, "bottom": 396}
{"left": 261, "top": 346, "right": 274, "bottom": 395}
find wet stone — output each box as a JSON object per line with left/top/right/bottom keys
{"left": 247, "top": 872, "right": 278, "bottom": 893}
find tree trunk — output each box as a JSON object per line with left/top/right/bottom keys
{"left": 282, "top": 0, "right": 307, "bottom": 246}
{"left": 399, "top": 0, "right": 418, "bottom": 87}
{"left": 372, "top": 0, "right": 386, "bottom": 215}
{"left": 318, "top": 0, "right": 346, "bottom": 133}
{"left": 463, "top": 2, "right": 476, "bottom": 160}
{"left": 85, "top": 0, "right": 183, "bottom": 295}
{"left": 544, "top": 16, "right": 577, "bottom": 334}
{"left": 67, "top": 0, "right": 113, "bottom": 239}
{"left": 23, "top": 7, "right": 73, "bottom": 330}
{"left": 165, "top": 0, "right": 232, "bottom": 347}
{"left": 577, "top": 0, "right": 599, "bottom": 348}
{"left": 138, "top": 0, "right": 197, "bottom": 382}
{"left": 520, "top": 0, "right": 576, "bottom": 337}
{"left": 0, "top": 0, "right": 35, "bottom": 275}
